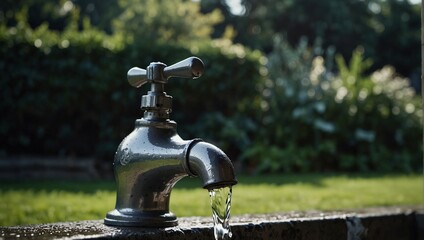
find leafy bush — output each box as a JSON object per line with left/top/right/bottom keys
{"left": 333, "top": 50, "right": 422, "bottom": 172}
{"left": 113, "top": 0, "right": 223, "bottom": 44}
{"left": 0, "top": 14, "right": 265, "bottom": 163}
{"left": 0, "top": 18, "right": 131, "bottom": 158}
{"left": 229, "top": 0, "right": 420, "bottom": 79}
{"left": 241, "top": 36, "right": 422, "bottom": 173}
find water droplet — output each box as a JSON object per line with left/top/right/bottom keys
{"left": 209, "top": 186, "right": 232, "bottom": 240}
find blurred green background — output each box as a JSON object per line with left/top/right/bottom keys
{"left": 0, "top": 0, "right": 422, "bottom": 174}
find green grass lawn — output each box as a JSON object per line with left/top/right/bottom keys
{"left": 0, "top": 174, "right": 422, "bottom": 226}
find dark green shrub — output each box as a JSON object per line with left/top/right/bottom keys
{"left": 241, "top": 36, "right": 422, "bottom": 173}
{"left": 0, "top": 19, "right": 265, "bottom": 163}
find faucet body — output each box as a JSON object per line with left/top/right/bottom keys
{"left": 104, "top": 119, "right": 189, "bottom": 227}
{"left": 104, "top": 57, "right": 237, "bottom": 227}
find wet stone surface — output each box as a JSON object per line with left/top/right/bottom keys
{"left": 0, "top": 206, "right": 423, "bottom": 240}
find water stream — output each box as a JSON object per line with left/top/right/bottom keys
{"left": 209, "top": 186, "right": 232, "bottom": 240}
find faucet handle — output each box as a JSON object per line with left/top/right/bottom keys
{"left": 128, "top": 67, "right": 147, "bottom": 88}
{"left": 163, "top": 57, "right": 204, "bottom": 80}
{"left": 127, "top": 57, "right": 204, "bottom": 88}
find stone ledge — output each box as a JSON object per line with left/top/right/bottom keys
{"left": 1, "top": 206, "right": 423, "bottom": 240}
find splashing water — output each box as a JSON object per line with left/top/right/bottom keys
{"left": 209, "top": 186, "right": 232, "bottom": 240}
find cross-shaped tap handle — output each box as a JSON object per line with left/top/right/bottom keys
{"left": 127, "top": 57, "right": 204, "bottom": 88}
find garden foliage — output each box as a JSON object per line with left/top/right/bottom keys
{"left": 241, "top": 36, "right": 422, "bottom": 173}
{"left": 220, "top": 0, "right": 420, "bottom": 79}
{"left": 0, "top": 1, "right": 421, "bottom": 173}
{"left": 0, "top": 4, "right": 265, "bottom": 163}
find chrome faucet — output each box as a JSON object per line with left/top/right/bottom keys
{"left": 104, "top": 57, "right": 237, "bottom": 227}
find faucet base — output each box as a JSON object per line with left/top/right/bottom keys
{"left": 104, "top": 209, "right": 178, "bottom": 227}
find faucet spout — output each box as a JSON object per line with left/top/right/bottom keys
{"left": 186, "top": 141, "right": 238, "bottom": 190}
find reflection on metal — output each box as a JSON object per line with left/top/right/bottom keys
{"left": 104, "top": 57, "right": 237, "bottom": 227}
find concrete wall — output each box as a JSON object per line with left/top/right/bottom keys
{"left": 1, "top": 207, "right": 423, "bottom": 240}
